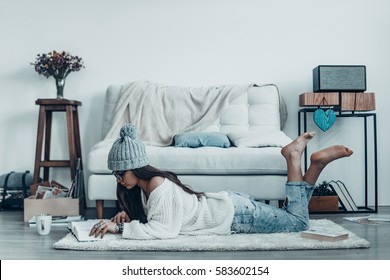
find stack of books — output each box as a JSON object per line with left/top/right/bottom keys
{"left": 301, "top": 229, "right": 349, "bottom": 242}
{"left": 330, "top": 180, "right": 358, "bottom": 211}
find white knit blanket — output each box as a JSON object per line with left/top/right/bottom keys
{"left": 104, "top": 81, "right": 254, "bottom": 146}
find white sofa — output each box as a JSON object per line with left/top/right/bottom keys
{"left": 88, "top": 83, "right": 291, "bottom": 218}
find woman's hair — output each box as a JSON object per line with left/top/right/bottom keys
{"left": 116, "top": 165, "right": 204, "bottom": 223}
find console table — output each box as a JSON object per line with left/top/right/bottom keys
{"left": 32, "top": 99, "right": 83, "bottom": 187}
{"left": 298, "top": 92, "right": 378, "bottom": 213}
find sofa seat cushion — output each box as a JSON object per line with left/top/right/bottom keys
{"left": 227, "top": 130, "right": 291, "bottom": 148}
{"left": 147, "top": 146, "right": 287, "bottom": 175}
{"left": 88, "top": 140, "right": 287, "bottom": 175}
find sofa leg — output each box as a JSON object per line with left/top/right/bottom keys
{"left": 96, "top": 200, "right": 104, "bottom": 219}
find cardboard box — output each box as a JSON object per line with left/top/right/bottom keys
{"left": 24, "top": 196, "right": 84, "bottom": 222}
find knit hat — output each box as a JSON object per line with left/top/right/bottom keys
{"left": 107, "top": 124, "right": 149, "bottom": 171}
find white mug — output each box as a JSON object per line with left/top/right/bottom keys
{"left": 36, "top": 214, "right": 52, "bottom": 235}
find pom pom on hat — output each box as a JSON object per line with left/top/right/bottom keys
{"left": 107, "top": 123, "right": 149, "bottom": 171}
{"left": 120, "top": 124, "right": 137, "bottom": 140}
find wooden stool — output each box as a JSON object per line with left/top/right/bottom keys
{"left": 32, "top": 99, "right": 83, "bottom": 186}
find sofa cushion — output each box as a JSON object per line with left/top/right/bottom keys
{"left": 227, "top": 130, "right": 291, "bottom": 148}
{"left": 173, "top": 132, "right": 230, "bottom": 148}
{"left": 88, "top": 140, "right": 287, "bottom": 175}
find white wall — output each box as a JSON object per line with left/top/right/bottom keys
{"left": 1, "top": 0, "right": 389, "bottom": 207}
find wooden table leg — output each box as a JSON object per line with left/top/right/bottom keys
{"left": 96, "top": 200, "right": 104, "bottom": 219}
{"left": 73, "top": 107, "right": 83, "bottom": 169}
{"left": 43, "top": 110, "right": 52, "bottom": 181}
{"left": 33, "top": 106, "right": 46, "bottom": 184}
{"left": 66, "top": 105, "right": 76, "bottom": 180}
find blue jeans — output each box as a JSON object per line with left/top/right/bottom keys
{"left": 228, "top": 181, "right": 314, "bottom": 233}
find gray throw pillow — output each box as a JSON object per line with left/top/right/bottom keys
{"left": 173, "top": 132, "right": 231, "bottom": 148}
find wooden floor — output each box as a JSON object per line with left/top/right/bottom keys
{"left": 1, "top": 207, "right": 389, "bottom": 260}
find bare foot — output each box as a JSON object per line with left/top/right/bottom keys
{"left": 281, "top": 132, "right": 316, "bottom": 159}
{"left": 310, "top": 145, "right": 353, "bottom": 169}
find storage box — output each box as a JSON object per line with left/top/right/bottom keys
{"left": 24, "top": 196, "right": 84, "bottom": 222}
{"left": 299, "top": 92, "right": 376, "bottom": 111}
{"left": 341, "top": 92, "right": 376, "bottom": 111}
{"left": 299, "top": 92, "right": 339, "bottom": 107}
{"left": 308, "top": 196, "right": 339, "bottom": 213}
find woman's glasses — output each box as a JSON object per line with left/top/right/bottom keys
{"left": 112, "top": 171, "right": 125, "bottom": 181}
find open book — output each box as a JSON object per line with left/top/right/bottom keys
{"left": 68, "top": 220, "right": 107, "bottom": 242}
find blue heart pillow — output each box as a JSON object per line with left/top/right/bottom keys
{"left": 313, "top": 109, "right": 336, "bottom": 132}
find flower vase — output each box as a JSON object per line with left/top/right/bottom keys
{"left": 55, "top": 77, "right": 66, "bottom": 99}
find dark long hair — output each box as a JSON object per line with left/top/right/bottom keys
{"left": 116, "top": 165, "right": 204, "bottom": 223}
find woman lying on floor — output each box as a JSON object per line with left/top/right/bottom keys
{"left": 89, "top": 124, "right": 353, "bottom": 239}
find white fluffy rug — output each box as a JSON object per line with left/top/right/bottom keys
{"left": 53, "top": 219, "right": 369, "bottom": 251}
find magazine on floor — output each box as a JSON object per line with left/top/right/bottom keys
{"left": 29, "top": 215, "right": 83, "bottom": 227}
{"left": 344, "top": 214, "right": 390, "bottom": 225}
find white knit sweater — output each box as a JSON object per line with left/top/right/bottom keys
{"left": 122, "top": 178, "right": 234, "bottom": 239}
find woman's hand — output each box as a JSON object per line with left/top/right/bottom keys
{"left": 89, "top": 220, "right": 118, "bottom": 239}
{"left": 111, "top": 211, "right": 130, "bottom": 224}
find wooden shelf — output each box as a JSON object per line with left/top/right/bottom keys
{"left": 298, "top": 109, "right": 378, "bottom": 213}
{"left": 299, "top": 92, "right": 375, "bottom": 111}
